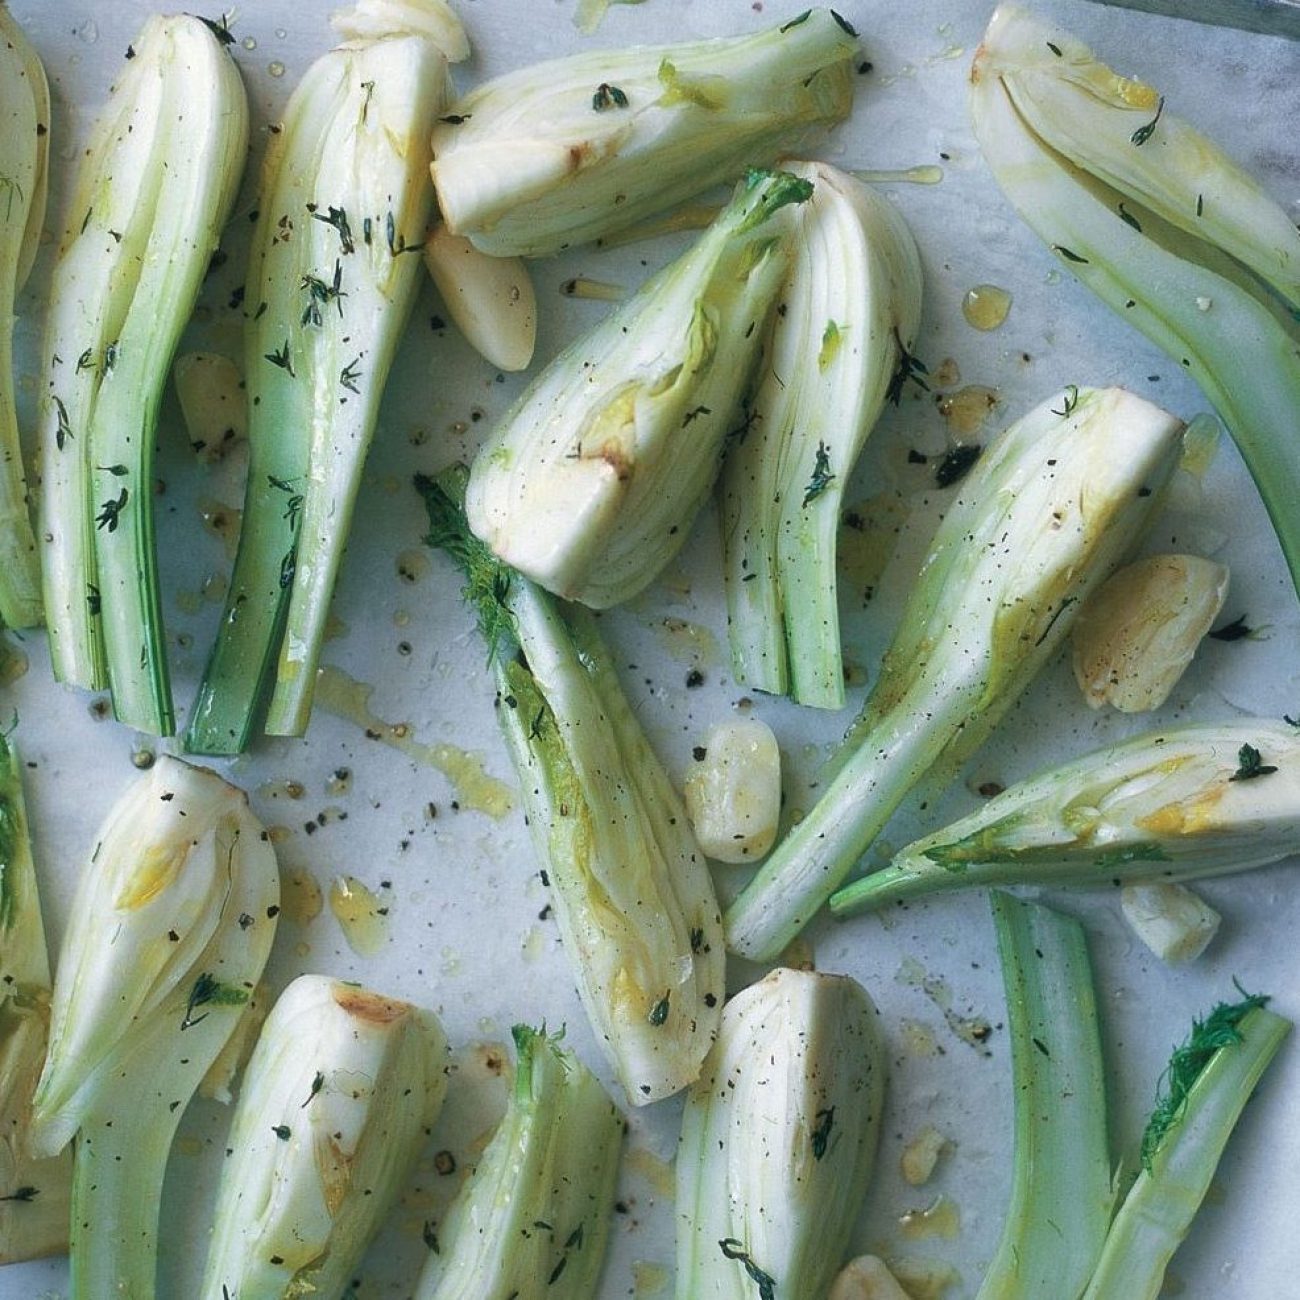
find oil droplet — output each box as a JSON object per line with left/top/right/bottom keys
{"left": 962, "top": 284, "right": 1012, "bottom": 331}
{"left": 324, "top": 611, "right": 349, "bottom": 643}
{"left": 268, "top": 60, "right": 286, "bottom": 78}
{"left": 852, "top": 164, "right": 943, "bottom": 186}
{"left": 174, "top": 1137, "right": 202, "bottom": 1158}
{"left": 901, "top": 1125, "right": 949, "bottom": 1186}
{"left": 896, "top": 958, "right": 993, "bottom": 1053}
{"left": 936, "top": 385, "right": 999, "bottom": 438}
{"left": 899, "top": 1195, "right": 961, "bottom": 1241}
{"left": 329, "top": 874, "right": 389, "bottom": 956}
{"left": 627, "top": 1148, "right": 675, "bottom": 1199}
{"left": 241, "top": 35, "right": 257, "bottom": 50}
{"left": 900, "top": 1018, "right": 942, "bottom": 1058}
{"left": 933, "top": 356, "right": 961, "bottom": 388}
{"left": 281, "top": 866, "right": 324, "bottom": 924}
{"left": 887, "top": 1257, "right": 961, "bottom": 1300}
{"left": 130, "top": 746, "right": 156, "bottom": 770}
{"left": 396, "top": 549, "right": 430, "bottom": 584}
{"left": 632, "top": 1261, "right": 669, "bottom": 1297}
{"left": 839, "top": 493, "right": 908, "bottom": 602}
{"left": 521, "top": 925, "right": 546, "bottom": 963}
{"left": 258, "top": 778, "right": 305, "bottom": 801}
{"left": 777, "top": 935, "right": 816, "bottom": 972}
{"left": 314, "top": 665, "right": 514, "bottom": 817}
{"left": 925, "top": 43, "right": 965, "bottom": 65}
{"left": 198, "top": 496, "right": 242, "bottom": 561}
{"left": 76, "top": 18, "right": 98, "bottom": 42}
{"left": 325, "top": 766, "right": 352, "bottom": 796}
{"left": 656, "top": 618, "right": 720, "bottom": 667}
{"left": 266, "top": 825, "right": 292, "bottom": 845}
{"left": 0, "top": 636, "right": 29, "bottom": 686}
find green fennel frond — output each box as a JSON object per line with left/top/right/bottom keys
{"left": 1140, "top": 990, "right": 1270, "bottom": 1169}
{"left": 415, "top": 471, "right": 517, "bottom": 663}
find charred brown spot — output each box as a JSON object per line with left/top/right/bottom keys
{"left": 332, "top": 986, "right": 408, "bottom": 1024}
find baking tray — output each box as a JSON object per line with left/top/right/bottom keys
{"left": 4, "top": 0, "right": 1299, "bottom": 1296}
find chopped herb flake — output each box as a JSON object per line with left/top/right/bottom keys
{"left": 592, "top": 83, "right": 629, "bottom": 111}
{"left": 811, "top": 1106, "right": 835, "bottom": 1159}
{"left": 934, "top": 444, "right": 982, "bottom": 488}
{"left": 181, "top": 972, "right": 249, "bottom": 1030}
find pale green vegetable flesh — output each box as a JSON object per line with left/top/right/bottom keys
{"left": 422, "top": 471, "right": 724, "bottom": 1104}
{"left": 465, "top": 167, "right": 811, "bottom": 610}
{"left": 1082, "top": 999, "right": 1290, "bottom": 1300}
{"left": 0, "top": 735, "right": 71, "bottom": 1263}
{"left": 971, "top": 5, "right": 1300, "bottom": 601}
{"left": 430, "top": 9, "right": 858, "bottom": 257}
{"left": 725, "top": 385, "right": 1186, "bottom": 960}
{"left": 831, "top": 719, "right": 1300, "bottom": 916}
{"left": 979, "top": 893, "right": 1112, "bottom": 1300}
{"left": 200, "top": 974, "right": 449, "bottom": 1300}
{"left": 415, "top": 1024, "right": 624, "bottom": 1300}
{"left": 29, "top": 757, "right": 280, "bottom": 1300}
{"left": 37, "top": 17, "right": 248, "bottom": 734}
{"left": 185, "top": 9, "right": 453, "bottom": 754}
{"left": 0, "top": 7, "right": 48, "bottom": 631}
{"left": 720, "top": 160, "right": 923, "bottom": 709}
{"left": 675, "top": 967, "right": 886, "bottom": 1300}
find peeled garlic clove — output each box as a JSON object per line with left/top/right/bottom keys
{"left": 423, "top": 225, "right": 536, "bottom": 372}
{"left": 1072, "top": 553, "right": 1228, "bottom": 713}
{"left": 685, "top": 717, "right": 781, "bottom": 863}
{"left": 1121, "top": 882, "right": 1221, "bottom": 963}
{"left": 829, "top": 1256, "right": 913, "bottom": 1300}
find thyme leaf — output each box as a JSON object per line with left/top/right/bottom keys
{"left": 1229, "top": 743, "right": 1277, "bottom": 782}
{"left": 802, "top": 440, "right": 836, "bottom": 506}
{"left": 719, "top": 1239, "right": 777, "bottom": 1300}
{"left": 1130, "top": 96, "right": 1165, "bottom": 147}
{"left": 264, "top": 340, "right": 295, "bottom": 376}
{"left": 311, "top": 204, "right": 355, "bottom": 254}
{"left": 1050, "top": 383, "right": 1079, "bottom": 417}
{"left": 94, "top": 488, "right": 129, "bottom": 533}
{"left": 886, "top": 327, "right": 930, "bottom": 405}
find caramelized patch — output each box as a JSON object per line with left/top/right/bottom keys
{"left": 332, "top": 985, "right": 408, "bottom": 1025}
